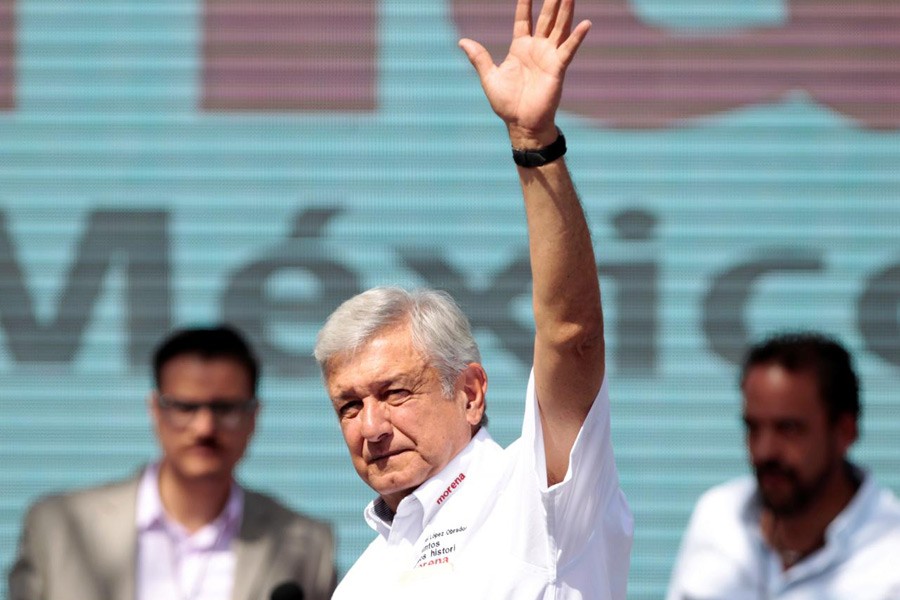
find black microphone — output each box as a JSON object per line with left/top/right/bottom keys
{"left": 270, "top": 581, "right": 304, "bottom": 600}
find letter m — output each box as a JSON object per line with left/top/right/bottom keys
{"left": 0, "top": 210, "right": 171, "bottom": 366}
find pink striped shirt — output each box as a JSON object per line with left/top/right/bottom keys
{"left": 135, "top": 463, "right": 244, "bottom": 600}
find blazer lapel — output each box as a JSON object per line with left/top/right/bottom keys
{"left": 80, "top": 476, "right": 140, "bottom": 600}
{"left": 231, "top": 492, "right": 278, "bottom": 600}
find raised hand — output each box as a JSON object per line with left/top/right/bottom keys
{"left": 458, "top": 0, "right": 591, "bottom": 148}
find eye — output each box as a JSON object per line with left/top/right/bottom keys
{"left": 775, "top": 420, "right": 803, "bottom": 436}
{"left": 385, "top": 389, "right": 411, "bottom": 403}
{"left": 337, "top": 400, "right": 362, "bottom": 419}
{"left": 210, "top": 402, "right": 238, "bottom": 416}
{"left": 173, "top": 401, "right": 199, "bottom": 415}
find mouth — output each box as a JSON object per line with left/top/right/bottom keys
{"left": 756, "top": 466, "right": 797, "bottom": 490}
{"left": 759, "top": 471, "right": 789, "bottom": 486}
{"left": 368, "top": 449, "right": 406, "bottom": 464}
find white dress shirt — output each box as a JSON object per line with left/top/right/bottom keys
{"left": 667, "top": 471, "right": 900, "bottom": 600}
{"left": 333, "top": 371, "right": 634, "bottom": 600}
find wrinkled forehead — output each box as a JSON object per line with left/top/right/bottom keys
{"left": 325, "top": 320, "right": 421, "bottom": 368}
{"left": 324, "top": 324, "right": 431, "bottom": 384}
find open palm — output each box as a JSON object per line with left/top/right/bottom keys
{"left": 460, "top": 0, "right": 591, "bottom": 145}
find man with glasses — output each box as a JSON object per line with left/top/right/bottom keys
{"left": 9, "top": 325, "right": 336, "bottom": 600}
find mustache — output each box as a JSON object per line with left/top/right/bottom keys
{"left": 193, "top": 436, "right": 221, "bottom": 449}
{"left": 754, "top": 460, "right": 798, "bottom": 480}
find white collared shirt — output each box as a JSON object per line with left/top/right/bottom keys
{"left": 666, "top": 471, "right": 900, "bottom": 600}
{"left": 135, "top": 463, "right": 244, "bottom": 600}
{"left": 333, "top": 371, "right": 634, "bottom": 600}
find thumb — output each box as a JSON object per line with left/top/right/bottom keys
{"left": 458, "top": 38, "right": 495, "bottom": 80}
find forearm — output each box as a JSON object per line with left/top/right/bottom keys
{"left": 518, "top": 151, "right": 605, "bottom": 486}
{"left": 518, "top": 156, "right": 602, "bottom": 356}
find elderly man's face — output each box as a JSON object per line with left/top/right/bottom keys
{"left": 325, "top": 323, "right": 484, "bottom": 511}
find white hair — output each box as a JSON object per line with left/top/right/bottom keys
{"left": 314, "top": 287, "right": 482, "bottom": 400}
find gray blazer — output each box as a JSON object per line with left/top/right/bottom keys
{"left": 7, "top": 475, "right": 336, "bottom": 600}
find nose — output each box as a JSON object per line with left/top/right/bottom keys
{"left": 748, "top": 427, "right": 779, "bottom": 465}
{"left": 191, "top": 405, "right": 218, "bottom": 436}
{"left": 359, "top": 399, "right": 392, "bottom": 442}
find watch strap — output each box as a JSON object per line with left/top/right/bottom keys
{"left": 511, "top": 128, "right": 567, "bottom": 168}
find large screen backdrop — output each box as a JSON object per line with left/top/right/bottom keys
{"left": 1, "top": 1, "right": 899, "bottom": 597}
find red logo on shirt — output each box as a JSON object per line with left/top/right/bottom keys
{"left": 436, "top": 473, "right": 466, "bottom": 505}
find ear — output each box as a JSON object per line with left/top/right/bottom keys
{"left": 834, "top": 413, "right": 858, "bottom": 455}
{"left": 459, "top": 363, "right": 488, "bottom": 427}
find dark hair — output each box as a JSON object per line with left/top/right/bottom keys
{"left": 152, "top": 325, "right": 260, "bottom": 394}
{"left": 740, "top": 332, "right": 860, "bottom": 425}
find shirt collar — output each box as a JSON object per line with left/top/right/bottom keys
{"left": 741, "top": 464, "right": 873, "bottom": 576}
{"left": 823, "top": 465, "right": 873, "bottom": 547}
{"left": 364, "top": 427, "right": 493, "bottom": 537}
{"left": 740, "top": 465, "right": 871, "bottom": 531}
{"left": 136, "top": 462, "right": 244, "bottom": 544}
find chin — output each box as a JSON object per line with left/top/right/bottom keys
{"left": 761, "top": 493, "right": 804, "bottom": 515}
{"left": 182, "top": 458, "right": 233, "bottom": 480}
{"left": 368, "top": 471, "right": 427, "bottom": 497}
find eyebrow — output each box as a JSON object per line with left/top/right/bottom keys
{"left": 331, "top": 372, "right": 422, "bottom": 403}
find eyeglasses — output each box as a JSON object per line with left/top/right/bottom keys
{"left": 156, "top": 395, "right": 258, "bottom": 430}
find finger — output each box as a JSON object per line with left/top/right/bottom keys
{"left": 458, "top": 38, "right": 496, "bottom": 80}
{"left": 513, "top": 0, "right": 533, "bottom": 39}
{"left": 557, "top": 19, "right": 591, "bottom": 66}
{"left": 551, "top": 0, "right": 575, "bottom": 43}
{"left": 535, "top": 0, "right": 561, "bottom": 38}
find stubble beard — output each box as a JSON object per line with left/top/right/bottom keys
{"left": 755, "top": 456, "right": 837, "bottom": 517}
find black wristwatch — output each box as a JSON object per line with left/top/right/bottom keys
{"left": 511, "top": 128, "right": 567, "bottom": 168}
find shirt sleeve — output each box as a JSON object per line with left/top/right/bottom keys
{"left": 521, "top": 369, "right": 633, "bottom": 573}
{"left": 666, "top": 483, "right": 759, "bottom": 600}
